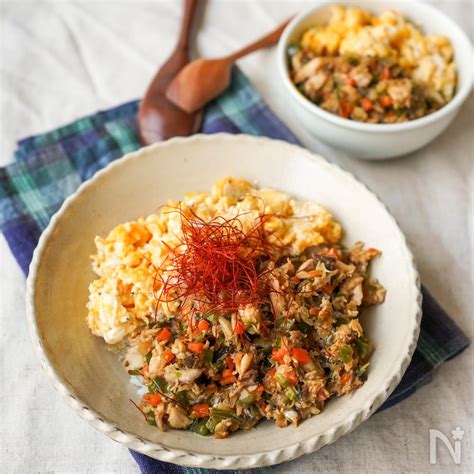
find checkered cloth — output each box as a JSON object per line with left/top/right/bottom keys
{"left": 0, "top": 68, "right": 469, "bottom": 474}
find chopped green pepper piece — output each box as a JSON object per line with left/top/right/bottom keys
{"left": 146, "top": 411, "right": 156, "bottom": 426}
{"left": 150, "top": 376, "right": 167, "bottom": 394}
{"left": 285, "top": 386, "right": 298, "bottom": 401}
{"left": 249, "top": 404, "right": 261, "bottom": 418}
{"left": 193, "top": 332, "right": 206, "bottom": 342}
{"left": 175, "top": 390, "right": 189, "bottom": 407}
{"left": 356, "top": 338, "right": 373, "bottom": 363}
{"left": 274, "top": 373, "right": 290, "bottom": 388}
{"left": 238, "top": 394, "right": 257, "bottom": 407}
{"left": 205, "top": 417, "right": 219, "bottom": 433}
{"left": 206, "top": 313, "right": 218, "bottom": 323}
{"left": 210, "top": 408, "right": 240, "bottom": 422}
{"left": 339, "top": 345, "right": 352, "bottom": 364}
{"left": 190, "top": 418, "right": 211, "bottom": 436}
{"left": 202, "top": 349, "right": 214, "bottom": 369}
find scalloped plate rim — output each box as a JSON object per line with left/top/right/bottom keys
{"left": 25, "top": 133, "right": 422, "bottom": 470}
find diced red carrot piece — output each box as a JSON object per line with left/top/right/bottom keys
{"left": 162, "top": 350, "right": 175, "bottom": 365}
{"left": 361, "top": 98, "right": 373, "bottom": 112}
{"left": 156, "top": 327, "right": 172, "bottom": 342}
{"left": 292, "top": 348, "right": 310, "bottom": 364}
{"left": 144, "top": 393, "right": 162, "bottom": 406}
{"left": 380, "top": 95, "right": 392, "bottom": 107}
{"left": 188, "top": 342, "right": 204, "bottom": 353}
{"left": 193, "top": 403, "right": 210, "bottom": 418}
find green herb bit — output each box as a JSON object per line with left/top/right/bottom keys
{"left": 210, "top": 408, "right": 240, "bottom": 422}
{"left": 205, "top": 417, "right": 219, "bottom": 433}
{"left": 175, "top": 390, "right": 190, "bottom": 407}
{"left": 238, "top": 394, "right": 257, "bottom": 407}
{"left": 146, "top": 411, "right": 156, "bottom": 426}
{"left": 339, "top": 344, "right": 353, "bottom": 364}
{"left": 193, "top": 332, "right": 205, "bottom": 342}
{"left": 202, "top": 349, "right": 214, "bottom": 369}
{"left": 356, "top": 338, "right": 373, "bottom": 363}
{"left": 274, "top": 373, "right": 290, "bottom": 388}
{"left": 285, "top": 386, "right": 298, "bottom": 401}
{"left": 190, "top": 418, "right": 211, "bottom": 436}
{"left": 249, "top": 404, "right": 261, "bottom": 418}
{"left": 150, "top": 376, "right": 168, "bottom": 394}
{"left": 177, "top": 321, "right": 186, "bottom": 335}
{"left": 206, "top": 313, "right": 218, "bottom": 323}
{"left": 145, "top": 351, "right": 152, "bottom": 364}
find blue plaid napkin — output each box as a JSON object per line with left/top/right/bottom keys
{"left": 0, "top": 68, "right": 469, "bottom": 474}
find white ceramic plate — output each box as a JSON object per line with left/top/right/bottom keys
{"left": 26, "top": 134, "right": 421, "bottom": 469}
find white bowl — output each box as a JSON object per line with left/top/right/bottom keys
{"left": 277, "top": 1, "right": 473, "bottom": 159}
{"left": 26, "top": 134, "right": 421, "bottom": 469}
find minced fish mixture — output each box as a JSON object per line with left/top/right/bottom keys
{"left": 87, "top": 177, "right": 386, "bottom": 438}
{"left": 289, "top": 6, "right": 457, "bottom": 123}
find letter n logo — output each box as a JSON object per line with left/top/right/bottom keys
{"left": 430, "top": 429, "right": 462, "bottom": 465}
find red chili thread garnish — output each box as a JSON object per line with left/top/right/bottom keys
{"left": 157, "top": 389, "right": 185, "bottom": 408}
{"left": 154, "top": 206, "right": 286, "bottom": 320}
{"left": 129, "top": 398, "right": 147, "bottom": 421}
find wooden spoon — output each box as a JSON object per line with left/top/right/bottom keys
{"left": 165, "top": 18, "right": 291, "bottom": 114}
{"left": 137, "top": 0, "right": 203, "bottom": 145}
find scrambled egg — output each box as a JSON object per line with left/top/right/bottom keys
{"left": 301, "top": 6, "right": 456, "bottom": 103}
{"left": 87, "top": 178, "right": 341, "bottom": 344}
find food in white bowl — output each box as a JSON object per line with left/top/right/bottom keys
{"left": 278, "top": 1, "right": 472, "bottom": 159}
{"left": 87, "top": 177, "right": 386, "bottom": 438}
{"left": 289, "top": 6, "right": 457, "bottom": 124}
{"left": 26, "top": 134, "right": 421, "bottom": 469}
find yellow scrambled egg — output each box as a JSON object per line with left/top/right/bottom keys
{"left": 87, "top": 178, "right": 341, "bottom": 344}
{"left": 301, "top": 6, "right": 456, "bottom": 103}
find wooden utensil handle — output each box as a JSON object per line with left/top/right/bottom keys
{"left": 227, "top": 17, "right": 292, "bottom": 62}
{"left": 177, "top": 0, "right": 200, "bottom": 50}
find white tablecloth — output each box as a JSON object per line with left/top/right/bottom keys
{"left": 1, "top": 1, "right": 472, "bottom": 472}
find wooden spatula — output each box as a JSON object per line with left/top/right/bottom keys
{"left": 165, "top": 18, "right": 291, "bottom": 114}
{"left": 137, "top": 0, "right": 203, "bottom": 145}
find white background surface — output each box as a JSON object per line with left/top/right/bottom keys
{"left": 0, "top": 1, "right": 472, "bottom": 473}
